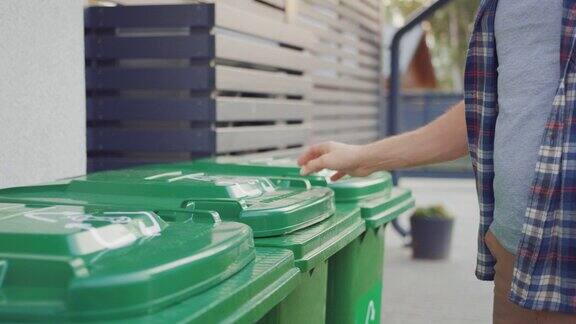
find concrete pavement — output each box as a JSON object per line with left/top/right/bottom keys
{"left": 381, "top": 178, "right": 492, "bottom": 323}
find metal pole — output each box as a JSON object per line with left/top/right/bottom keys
{"left": 386, "top": 0, "right": 454, "bottom": 236}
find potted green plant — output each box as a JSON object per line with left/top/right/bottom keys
{"left": 410, "top": 205, "right": 454, "bottom": 260}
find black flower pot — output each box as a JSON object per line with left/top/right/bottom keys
{"left": 410, "top": 215, "right": 454, "bottom": 260}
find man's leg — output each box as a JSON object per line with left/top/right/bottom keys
{"left": 485, "top": 231, "right": 538, "bottom": 324}
{"left": 485, "top": 231, "right": 576, "bottom": 324}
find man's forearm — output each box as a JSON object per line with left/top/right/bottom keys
{"left": 360, "top": 100, "right": 468, "bottom": 172}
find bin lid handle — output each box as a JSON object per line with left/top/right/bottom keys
{"left": 190, "top": 210, "right": 222, "bottom": 224}
{"left": 267, "top": 177, "right": 312, "bottom": 189}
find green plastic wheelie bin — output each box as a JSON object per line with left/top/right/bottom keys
{"left": 138, "top": 157, "right": 415, "bottom": 324}
{"left": 326, "top": 188, "right": 415, "bottom": 324}
{"left": 148, "top": 157, "right": 394, "bottom": 203}
{"left": 0, "top": 168, "right": 363, "bottom": 323}
{"left": 0, "top": 169, "right": 335, "bottom": 237}
{"left": 255, "top": 202, "right": 364, "bottom": 324}
{"left": 0, "top": 202, "right": 300, "bottom": 323}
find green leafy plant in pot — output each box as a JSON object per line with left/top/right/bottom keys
{"left": 410, "top": 205, "right": 454, "bottom": 260}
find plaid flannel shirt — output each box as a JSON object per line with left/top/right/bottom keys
{"left": 465, "top": 0, "right": 576, "bottom": 313}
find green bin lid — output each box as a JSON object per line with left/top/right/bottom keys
{"left": 0, "top": 202, "right": 254, "bottom": 321}
{"left": 255, "top": 203, "right": 365, "bottom": 272}
{"left": 0, "top": 169, "right": 335, "bottom": 238}
{"left": 142, "top": 157, "right": 393, "bottom": 203}
{"left": 359, "top": 187, "right": 416, "bottom": 229}
{"left": 103, "top": 248, "right": 300, "bottom": 324}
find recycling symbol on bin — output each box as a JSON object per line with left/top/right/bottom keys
{"left": 365, "top": 300, "right": 376, "bottom": 324}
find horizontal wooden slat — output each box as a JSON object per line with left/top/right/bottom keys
{"left": 104, "top": 0, "right": 200, "bottom": 5}
{"left": 312, "top": 130, "right": 379, "bottom": 144}
{"left": 340, "top": 0, "right": 379, "bottom": 22}
{"left": 333, "top": 2, "right": 380, "bottom": 32}
{"left": 215, "top": 2, "right": 316, "bottom": 49}
{"left": 311, "top": 75, "right": 379, "bottom": 91}
{"left": 311, "top": 50, "right": 380, "bottom": 79}
{"left": 298, "top": 2, "right": 378, "bottom": 43}
{"left": 224, "top": 0, "right": 286, "bottom": 21}
{"left": 310, "top": 89, "right": 379, "bottom": 103}
{"left": 216, "top": 97, "right": 311, "bottom": 122}
{"left": 302, "top": 21, "right": 379, "bottom": 56}
{"left": 311, "top": 43, "right": 379, "bottom": 64}
{"left": 241, "top": 147, "right": 305, "bottom": 160}
{"left": 85, "top": 34, "right": 214, "bottom": 59}
{"left": 216, "top": 66, "right": 312, "bottom": 96}
{"left": 88, "top": 127, "right": 214, "bottom": 152}
{"left": 361, "top": 0, "right": 380, "bottom": 11}
{"left": 356, "top": 53, "right": 380, "bottom": 68}
{"left": 302, "top": 0, "right": 379, "bottom": 33}
{"left": 258, "top": 0, "right": 286, "bottom": 8}
{"left": 311, "top": 61, "right": 379, "bottom": 81}
{"left": 215, "top": 33, "right": 313, "bottom": 71}
{"left": 113, "top": 27, "right": 192, "bottom": 37}
{"left": 313, "top": 119, "right": 378, "bottom": 131}
{"left": 87, "top": 154, "right": 199, "bottom": 173}
{"left": 216, "top": 124, "right": 311, "bottom": 152}
{"left": 87, "top": 97, "right": 214, "bottom": 121}
{"left": 216, "top": 0, "right": 285, "bottom": 21}
{"left": 85, "top": 4, "right": 214, "bottom": 29}
{"left": 297, "top": 11, "right": 379, "bottom": 52}
{"left": 357, "top": 39, "right": 380, "bottom": 56}
{"left": 312, "top": 104, "right": 378, "bottom": 117}
{"left": 86, "top": 66, "right": 214, "bottom": 90}
{"left": 88, "top": 96, "right": 311, "bottom": 122}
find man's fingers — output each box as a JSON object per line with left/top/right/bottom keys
{"left": 330, "top": 171, "right": 346, "bottom": 182}
{"left": 297, "top": 143, "right": 330, "bottom": 166}
{"left": 300, "top": 155, "right": 329, "bottom": 175}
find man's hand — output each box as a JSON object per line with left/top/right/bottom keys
{"left": 297, "top": 101, "right": 469, "bottom": 181}
{"left": 297, "top": 142, "right": 373, "bottom": 181}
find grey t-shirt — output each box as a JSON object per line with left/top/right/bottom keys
{"left": 491, "top": 0, "right": 562, "bottom": 254}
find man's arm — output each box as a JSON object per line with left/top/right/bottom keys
{"left": 298, "top": 100, "right": 468, "bottom": 181}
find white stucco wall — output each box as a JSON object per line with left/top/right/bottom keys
{"left": 0, "top": 1, "right": 86, "bottom": 188}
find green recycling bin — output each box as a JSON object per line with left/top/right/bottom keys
{"left": 0, "top": 169, "right": 335, "bottom": 237}
{"left": 0, "top": 202, "right": 300, "bottom": 323}
{"left": 0, "top": 168, "right": 358, "bottom": 323}
{"left": 138, "top": 157, "right": 415, "bottom": 324}
{"left": 256, "top": 201, "right": 364, "bottom": 324}
{"left": 146, "top": 157, "right": 394, "bottom": 203}
{"left": 326, "top": 188, "right": 415, "bottom": 324}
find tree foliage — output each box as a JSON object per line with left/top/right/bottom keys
{"left": 383, "top": 0, "right": 480, "bottom": 90}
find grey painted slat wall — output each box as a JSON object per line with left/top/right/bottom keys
{"left": 86, "top": 0, "right": 382, "bottom": 171}
{"left": 298, "top": 0, "right": 382, "bottom": 145}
